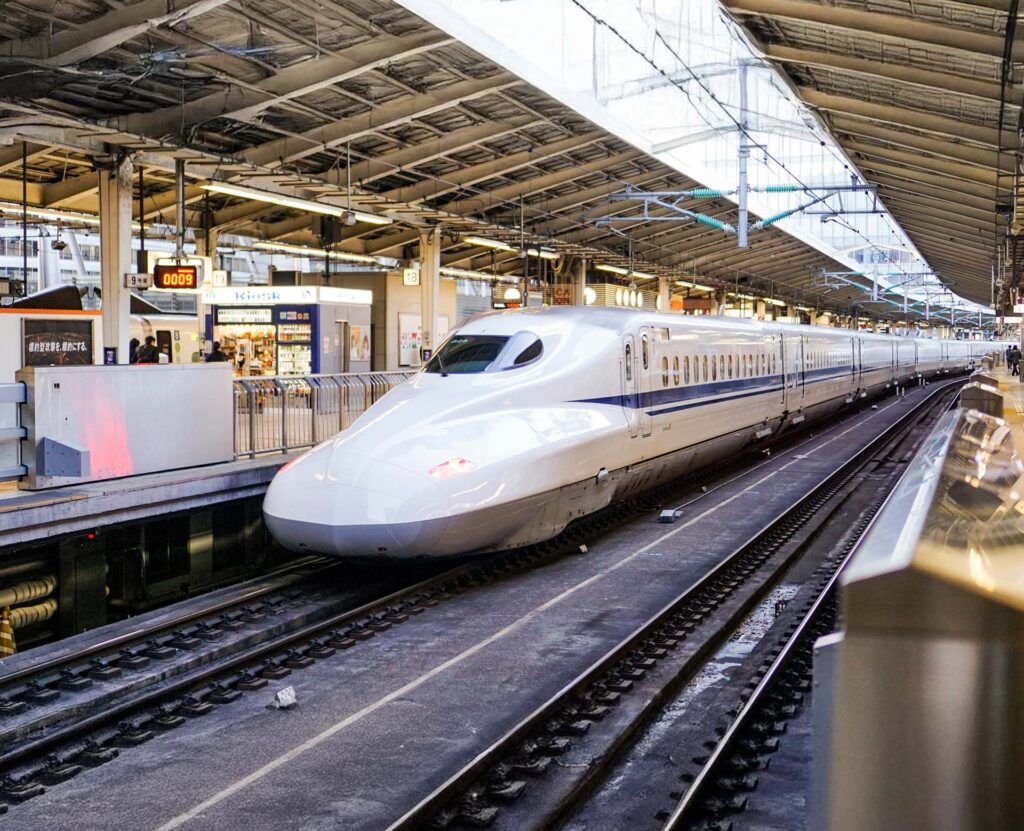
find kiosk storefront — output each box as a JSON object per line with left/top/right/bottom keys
{"left": 205, "top": 285, "right": 372, "bottom": 376}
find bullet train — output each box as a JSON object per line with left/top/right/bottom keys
{"left": 263, "top": 307, "right": 1000, "bottom": 561}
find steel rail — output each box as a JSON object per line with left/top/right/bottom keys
{"left": 385, "top": 379, "right": 962, "bottom": 830}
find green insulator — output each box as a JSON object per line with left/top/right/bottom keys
{"left": 752, "top": 209, "right": 794, "bottom": 229}
{"left": 688, "top": 188, "right": 726, "bottom": 199}
{"left": 693, "top": 213, "right": 734, "bottom": 233}
{"left": 760, "top": 184, "right": 801, "bottom": 193}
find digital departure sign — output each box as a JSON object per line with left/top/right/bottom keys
{"left": 153, "top": 263, "right": 200, "bottom": 291}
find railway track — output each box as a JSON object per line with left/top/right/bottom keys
{"left": 385, "top": 380, "right": 960, "bottom": 831}
{"left": 0, "top": 379, "right": 963, "bottom": 821}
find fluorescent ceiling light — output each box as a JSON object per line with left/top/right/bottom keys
{"left": 253, "top": 241, "right": 376, "bottom": 264}
{"left": 764, "top": 298, "right": 787, "bottom": 307}
{"left": 596, "top": 263, "right": 657, "bottom": 280}
{"left": 440, "top": 266, "right": 517, "bottom": 281}
{"left": 677, "top": 280, "right": 715, "bottom": 292}
{"left": 203, "top": 183, "right": 391, "bottom": 225}
{"left": 0, "top": 202, "right": 101, "bottom": 226}
{"left": 525, "top": 247, "right": 560, "bottom": 260}
{"left": 464, "top": 235, "right": 514, "bottom": 251}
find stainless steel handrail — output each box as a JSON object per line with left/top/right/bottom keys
{"left": 231, "top": 370, "right": 416, "bottom": 458}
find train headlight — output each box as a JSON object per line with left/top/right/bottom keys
{"left": 428, "top": 457, "right": 477, "bottom": 479}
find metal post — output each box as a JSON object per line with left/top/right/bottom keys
{"left": 737, "top": 61, "right": 750, "bottom": 249}
{"left": 659, "top": 276, "right": 671, "bottom": 314}
{"left": 21, "top": 142, "right": 28, "bottom": 295}
{"left": 174, "top": 158, "right": 186, "bottom": 261}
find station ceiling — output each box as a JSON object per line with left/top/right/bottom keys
{"left": 0, "top": 0, "right": 1008, "bottom": 320}
{"left": 722, "top": 0, "right": 1022, "bottom": 309}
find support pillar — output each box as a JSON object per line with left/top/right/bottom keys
{"left": 659, "top": 276, "right": 671, "bottom": 314}
{"left": 574, "top": 257, "right": 588, "bottom": 306}
{"left": 755, "top": 299, "right": 766, "bottom": 320}
{"left": 99, "top": 154, "right": 134, "bottom": 364}
{"left": 196, "top": 227, "right": 219, "bottom": 354}
{"left": 713, "top": 290, "right": 726, "bottom": 316}
{"left": 419, "top": 227, "right": 441, "bottom": 359}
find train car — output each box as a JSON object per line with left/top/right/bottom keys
{"left": 263, "top": 307, "right": 1001, "bottom": 562}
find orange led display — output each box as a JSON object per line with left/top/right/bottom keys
{"left": 153, "top": 264, "right": 199, "bottom": 290}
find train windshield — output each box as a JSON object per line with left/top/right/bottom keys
{"left": 425, "top": 335, "right": 509, "bottom": 373}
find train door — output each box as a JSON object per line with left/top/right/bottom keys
{"left": 621, "top": 335, "right": 639, "bottom": 438}
{"left": 156, "top": 329, "right": 172, "bottom": 363}
{"left": 781, "top": 332, "right": 803, "bottom": 412}
{"left": 638, "top": 327, "right": 654, "bottom": 438}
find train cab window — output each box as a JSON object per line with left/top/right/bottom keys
{"left": 424, "top": 335, "right": 508, "bottom": 374}
{"left": 673, "top": 356, "right": 681, "bottom": 385}
{"left": 642, "top": 334, "right": 650, "bottom": 370}
{"left": 512, "top": 337, "right": 543, "bottom": 366}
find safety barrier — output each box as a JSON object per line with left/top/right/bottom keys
{"left": 232, "top": 371, "right": 417, "bottom": 458}
{"left": 0, "top": 382, "right": 27, "bottom": 482}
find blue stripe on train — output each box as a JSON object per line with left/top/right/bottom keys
{"left": 573, "top": 364, "right": 864, "bottom": 412}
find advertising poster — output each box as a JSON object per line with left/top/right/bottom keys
{"left": 23, "top": 318, "right": 93, "bottom": 367}
{"left": 349, "top": 325, "right": 371, "bottom": 362}
{"left": 398, "top": 313, "right": 421, "bottom": 367}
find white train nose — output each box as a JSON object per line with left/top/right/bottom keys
{"left": 263, "top": 452, "right": 451, "bottom": 559}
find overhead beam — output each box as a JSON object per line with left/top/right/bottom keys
{"left": 0, "top": 143, "right": 51, "bottom": 174}
{"left": 829, "top": 117, "right": 1003, "bottom": 170}
{"left": 802, "top": 88, "right": 1003, "bottom": 147}
{"left": 44, "top": 172, "right": 99, "bottom": 207}
{"left": 871, "top": 175, "right": 995, "bottom": 213}
{"left": 349, "top": 116, "right": 538, "bottom": 186}
{"left": 845, "top": 141, "right": 1001, "bottom": 187}
{"left": 880, "top": 191, "right": 997, "bottom": 225}
{"left": 241, "top": 76, "right": 520, "bottom": 168}
{"left": 119, "top": 31, "right": 451, "bottom": 137}
{"left": 761, "top": 43, "right": 1010, "bottom": 105}
{"left": 859, "top": 160, "right": 994, "bottom": 201}
{"left": 1, "top": 0, "right": 233, "bottom": 67}
{"left": 384, "top": 132, "right": 604, "bottom": 204}
{"left": 722, "top": 0, "right": 1011, "bottom": 59}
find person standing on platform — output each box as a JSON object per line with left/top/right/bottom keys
{"left": 205, "top": 341, "right": 229, "bottom": 363}
{"left": 1009, "top": 345, "right": 1021, "bottom": 377}
{"left": 129, "top": 337, "right": 140, "bottom": 364}
{"left": 135, "top": 335, "right": 160, "bottom": 364}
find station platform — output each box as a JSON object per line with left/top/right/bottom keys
{"left": 988, "top": 367, "right": 1024, "bottom": 446}
{"left": 0, "top": 453, "right": 297, "bottom": 549}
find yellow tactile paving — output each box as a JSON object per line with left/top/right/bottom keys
{"left": 989, "top": 367, "right": 1024, "bottom": 448}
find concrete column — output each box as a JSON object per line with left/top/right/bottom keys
{"left": 659, "top": 276, "right": 671, "bottom": 314}
{"left": 574, "top": 257, "right": 588, "bottom": 306}
{"left": 755, "top": 299, "right": 766, "bottom": 320}
{"left": 99, "top": 154, "right": 134, "bottom": 364}
{"left": 713, "top": 290, "right": 726, "bottom": 315}
{"left": 419, "top": 227, "right": 441, "bottom": 356}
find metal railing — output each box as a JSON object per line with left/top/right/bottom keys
{"left": 0, "top": 382, "right": 27, "bottom": 482}
{"left": 232, "top": 371, "right": 417, "bottom": 458}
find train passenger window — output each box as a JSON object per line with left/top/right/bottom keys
{"left": 711, "top": 355, "right": 717, "bottom": 380}
{"left": 662, "top": 357, "right": 670, "bottom": 387}
{"left": 719, "top": 355, "right": 725, "bottom": 378}
{"left": 728, "top": 355, "right": 733, "bottom": 378}
{"left": 642, "top": 334, "right": 649, "bottom": 370}
{"left": 702, "top": 355, "right": 708, "bottom": 381}
{"left": 747, "top": 354, "right": 753, "bottom": 376}
{"left": 682, "top": 356, "right": 689, "bottom": 384}
{"left": 673, "top": 356, "right": 681, "bottom": 385}
{"left": 625, "top": 343, "right": 633, "bottom": 381}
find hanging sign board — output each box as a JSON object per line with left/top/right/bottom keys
{"left": 124, "top": 272, "right": 153, "bottom": 289}
{"left": 153, "top": 263, "right": 200, "bottom": 292}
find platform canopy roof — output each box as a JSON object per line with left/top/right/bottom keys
{"left": 721, "top": 0, "right": 1022, "bottom": 309}
{"left": 0, "top": 0, "right": 1006, "bottom": 323}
